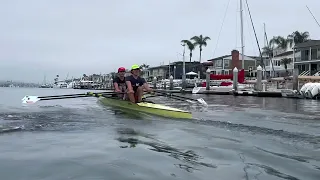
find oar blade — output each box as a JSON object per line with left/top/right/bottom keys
{"left": 22, "top": 96, "right": 41, "bottom": 104}
{"left": 197, "top": 98, "right": 208, "bottom": 106}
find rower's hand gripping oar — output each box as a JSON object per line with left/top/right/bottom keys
{"left": 154, "top": 90, "right": 208, "bottom": 106}
{"left": 21, "top": 92, "right": 121, "bottom": 104}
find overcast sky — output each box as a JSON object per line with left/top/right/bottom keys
{"left": 0, "top": 0, "right": 319, "bottom": 83}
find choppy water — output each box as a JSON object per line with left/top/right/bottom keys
{"left": 0, "top": 87, "right": 319, "bottom": 180}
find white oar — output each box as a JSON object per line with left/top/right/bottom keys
{"left": 21, "top": 94, "right": 90, "bottom": 104}
{"left": 21, "top": 92, "right": 120, "bottom": 104}
{"left": 22, "top": 95, "right": 41, "bottom": 104}
{"left": 152, "top": 91, "right": 208, "bottom": 106}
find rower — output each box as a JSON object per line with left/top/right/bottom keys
{"left": 126, "top": 64, "right": 153, "bottom": 103}
{"left": 113, "top": 67, "right": 127, "bottom": 99}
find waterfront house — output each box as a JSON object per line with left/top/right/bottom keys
{"left": 203, "top": 50, "right": 257, "bottom": 77}
{"left": 142, "top": 61, "right": 202, "bottom": 81}
{"left": 89, "top": 74, "right": 102, "bottom": 82}
{"left": 261, "top": 43, "right": 295, "bottom": 77}
{"left": 146, "top": 65, "right": 169, "bottom": 81}
{"left": 293, "top": 40, "right": 320, "bottom": 76}
{"left": 168, "top": 61, "right": 202, "bottom": 79}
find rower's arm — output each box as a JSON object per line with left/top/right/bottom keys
{"left": 113, "top": 82, "right": 120, "bottom": 91}
{"left": 143, "top": 83, "right": 152, "bottom": 92}
{"left": 126, "top": 81, "right": 134, "bottom": 92}
{"left": 142, "top": 78, "right": 152, "bottom": 92}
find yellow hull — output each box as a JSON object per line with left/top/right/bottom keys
{"left": 98, "top": 96, "right": 192, "bottom": 119}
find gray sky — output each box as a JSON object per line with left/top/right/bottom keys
{"left": 0, "top": 0, "right": 319, "bottom": 83}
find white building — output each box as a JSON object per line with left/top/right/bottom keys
{"left": 264, "top": 44, "right": 294, "bottom": 76}
{"left": 293, "top": 40, "right": 320, "bottom": 76}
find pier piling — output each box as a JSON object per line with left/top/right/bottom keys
{"left": 206, "top": 68, "right": 210, "bottom": 91}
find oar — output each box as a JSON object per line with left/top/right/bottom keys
{"left": 153, "top": 90, "right": 208, "bottom": 106}
{"left": 37, "top": 91, "right": 116, "bottom": 99}
{"left": 21, "top": 91, "right": 121, "bottom": 104}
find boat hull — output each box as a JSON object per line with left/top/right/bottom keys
{"left": 98, "top": 97, "right": 192, "bottom": 119}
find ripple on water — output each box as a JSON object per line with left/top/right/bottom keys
{"left": 0, "top": 89, "right": 320, "bottom": 180}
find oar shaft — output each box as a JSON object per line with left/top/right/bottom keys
{"left": 40, "top": 95, "right": 90, "bottom": 101}
{"left": 38, "top": 93, "right": 87, "bottom": 98}
{"left": 153, "top": 90, "right": 207, "bottom": 105}
{"left": 38, "top": 91, "right": 118, "bottom": 99}
{"left": 155, "top": 91, "right": 196, "bottom": 102}
{"left": 170, "top": 94, "right": 198, "bottom": 101}
{"left": 153, "top": 93, "right": 189, "bottom": 102}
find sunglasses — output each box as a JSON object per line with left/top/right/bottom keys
{"left": 118, "top": 71, "right": 125, "bottom": 73}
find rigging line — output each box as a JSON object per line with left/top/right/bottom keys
{"left": 306, "top": 5, "right": 320, "bottom": 29}
{"left": 264, "top": 24, "right": 275, "bottom": 76}
{"left": 244, "top": 0, "right": 264, "bottom": 69}
{"left": 212, "top": 0, "right": 231, "bottom": 57}
{"left": 243, "top": 3, "right": 256, "bottom": 56}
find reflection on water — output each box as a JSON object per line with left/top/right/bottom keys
{"left": 116, "top": 127, "right": 216, "bottom": 173}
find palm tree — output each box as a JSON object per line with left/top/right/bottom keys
{"left": 269, "top": 36, "right": 288, "bottom": 49}
{"left": 287, "top": 31, "right": 310, "bottom": 47}
{"left": 262, "top": 46, "right": 273, "bottom": 58}
{"left": 181, "top": 40, "right": 195, "bottom": 62}
{"left": 110, "top": 72, "right": 116, "bottom": 80}
{"left": 191, "top": 35, "right": 211, "bottom": 63}
{"left": 261, "top": 41, "right": 277, "bottom": 77}
{"left": 140, "top": 63, "right": 150, "bottom": 69}
{"left": 140, "top": 64, "right": 150, "bottom": 76}
{"left": 280, "top": 58, "right": 292, "bottom": 74}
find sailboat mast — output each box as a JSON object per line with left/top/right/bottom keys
{"left": 240, "top": 0, "right": 244, "bottom": 70}
{"left": 264, "top": 23, "right": 270, "bottom": 76}
{"left": 168, "top": 60, "right": 171, "bottom": 78}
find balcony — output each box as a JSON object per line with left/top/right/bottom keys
{"left": 295, "top": 48, "right": 320, "bottom": 63}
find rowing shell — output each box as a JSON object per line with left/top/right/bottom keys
{"left": 98, "top": 96, "right": 192, "bottom": 119}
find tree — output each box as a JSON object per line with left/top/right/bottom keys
{"left": 269, "top": 36, "right": 288, "bottom": 49}
{"left": 140, "top": 64, "right": 150, "bottom": 69}
{"left": 262, "top": 46, "right": 273, "bottom": 58}
{"left": 287, "top": 31, "right": 310, "bottom": 47}
{"left": 190, "top": 35, "right": 211, "bottom": 63}
{"left": 280, "top": 58, "right": 292, "bottom": 74}
{"left": 181, "top": 40, "right": 195, "bottom": 62}
{"left": 140, "top": 63, "right": 150, "bottom": 76}
{"left": 110, "top": 72, "right": 116, "bottom": 79}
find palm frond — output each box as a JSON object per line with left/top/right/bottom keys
{"left": 181, "top": 40, "right": 191, "bottom": 44}
{"left": 193, "top": 41, "right": 200, "bottom": 47}
{"left": 202, "top": 41, "right": 208, "bottom": 47}
{"left": 262, "top": 46, "right": 273, "bottom": 57}
{"left": 280, "top": 58, "right": 292, "bottom": 65}
{"left": 270, "top": 36, "right": 288, "bottom": 49}
{"left": 288, "top": 31, "right": 310, "bottom": 44}
{"left": 191, "top": 36, "right": 201, "bottom": 42}
{"left": 187, "top": 42, "right": 195, "bottom": 51}
{"left": 203, "top": 36, "right": 211, "bottom": 41}
{"left": 302, "top": 31, "right": 309, "bottom": 39}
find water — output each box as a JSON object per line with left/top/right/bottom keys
{"left": 0, "top": 87, "right": 319, "bottom": 180}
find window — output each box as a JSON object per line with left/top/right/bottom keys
{"left": 311, "top": 48, "right": 317, "bottom": 60}
{"left": 215, "top": 60, "right": 223, "bottom": 68}
{"left": 224, "top": 60, "right": 230, "bottom": 69}
{"left": 303, "top": 49, "right": 310, "bottom": 61}
{"left": 274, "top": 60, "right": 281, "bottom": 66}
